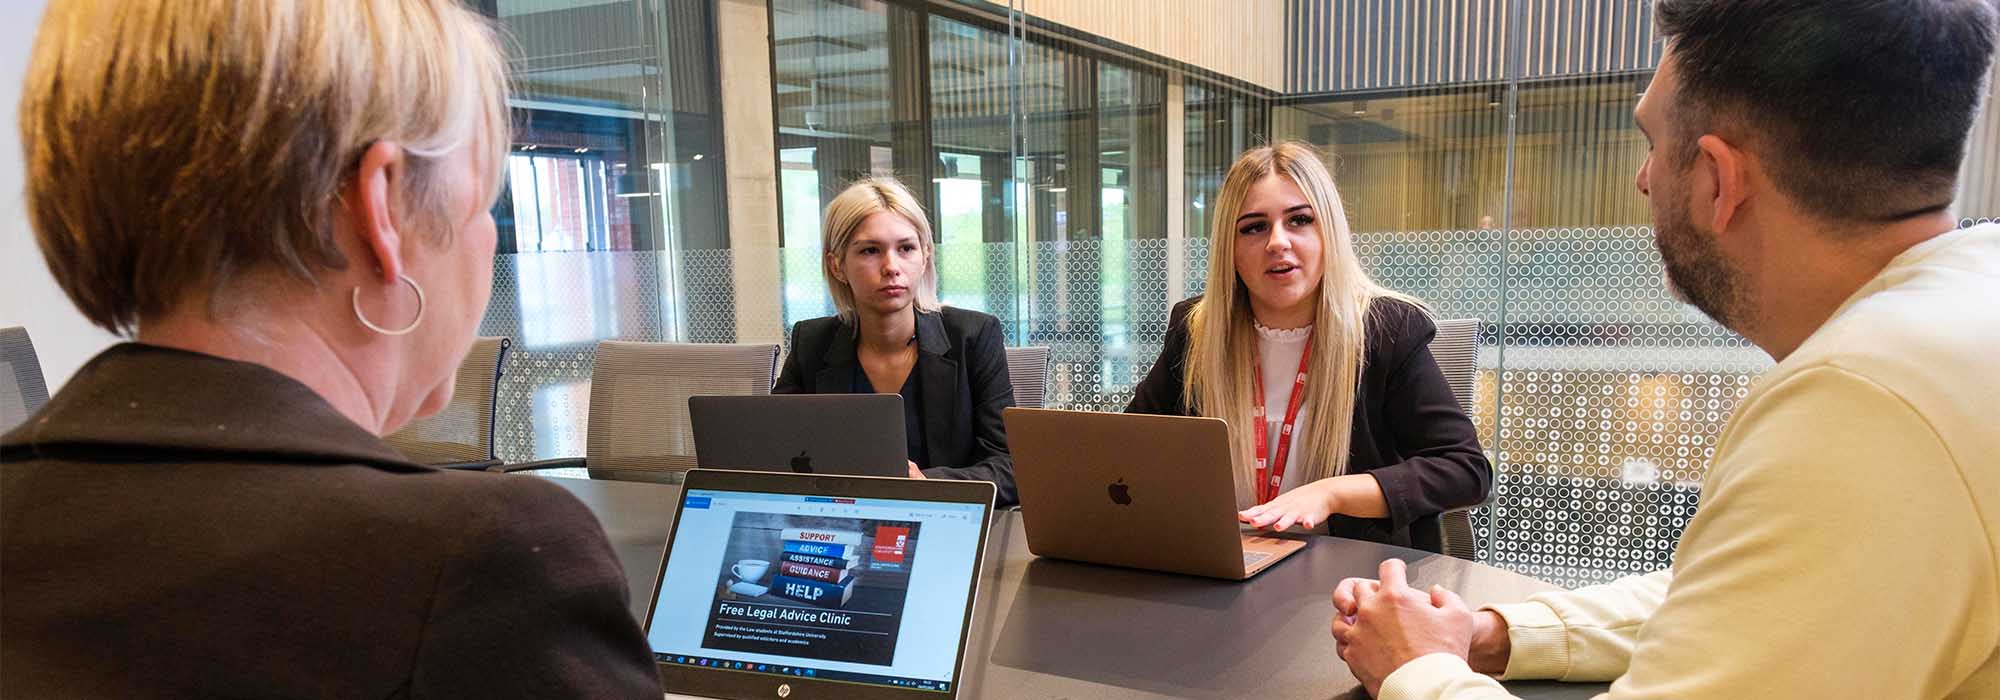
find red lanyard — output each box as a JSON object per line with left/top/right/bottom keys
{"left": 1251, "top": 332, "right": 1313, "bottom": 505}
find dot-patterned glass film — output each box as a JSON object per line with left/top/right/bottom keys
{"left": 482, "top": 252, "right": 675, "bottom": 464}
{"left": 464, "top": 0, "right": 2000, "bottom": 594}
{"left": 480, "top": 220, "right": 1999, "bottom": 587}
{"left": 1344, "top": 224, "right": 1767, "bottom": 587}
{"left": 1488, "top": 227, "right": 1766, "bottom": 586}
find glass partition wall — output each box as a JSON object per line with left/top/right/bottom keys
{"left": 764, "top": 0, "right": 1196, "bottom": 410}
{"left": 475, "top": 0, "right": 729, "bottom": 461}
{"left": 1276, "top": 0, "right": 1771, "bottom": 586}
{"left": 473, "top": 0, "right": 1998, "bottom": 586}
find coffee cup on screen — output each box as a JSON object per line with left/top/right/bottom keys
{"left": 730, "top": 559, "right": 770, "bottom": 583}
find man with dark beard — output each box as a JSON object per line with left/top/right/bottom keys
{"left": 1326, "top": 1, "right": 2000, "bottom": 699}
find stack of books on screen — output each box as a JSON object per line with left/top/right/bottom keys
{"left": 773, "top": 528, "right": 862, "bottom": 608}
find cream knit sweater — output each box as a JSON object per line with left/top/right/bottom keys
{"left": 1381, "top": 224, "right": 2000, "bottom": 700}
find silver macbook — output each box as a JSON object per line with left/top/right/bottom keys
{"left": 645, "top": 469, "right": 996, "bottom": 700}
{"left": 690, "top": 394, "right": 908, "bottom": 477}
{"left": 1005, "top": 408, "right": 1308, "bottom": 580}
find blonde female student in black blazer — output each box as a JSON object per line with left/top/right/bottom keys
{"left": 774, "top": 177, "right": 1019, "bottom": 506}
{"left": 1127, "top": 142, "right": 1491, "bottom": 552}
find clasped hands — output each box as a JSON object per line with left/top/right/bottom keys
{"left": 1331, "top": 558, "right": 1509, "bottom": 697}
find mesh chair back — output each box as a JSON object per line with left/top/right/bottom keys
{"left": 1429, "top": 319, "right": 1480, "bottom": 413}
{"left": 586, "top": 341, "right": 780, "bottom": 483}
{"left": 1428, "top": 318, "right": 1484, "bottom": 561}
{"left": 0, "top": 327, "right": 51, "bottom": 433}
{"left": 1004, "top": 345, "right": 1052, "bottom": 409}
{"left": 386, "top": 337, "right": 510, "bottom": 464}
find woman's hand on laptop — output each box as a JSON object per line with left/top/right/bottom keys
{"left": 907, "top": 461, "right": 926, "bottom": 479}
{"left": 1239, "top": 479, "right": 1338, "bottom": 530}
{"left": 1238, "top": 475, "right": 1389, "bottom": 531}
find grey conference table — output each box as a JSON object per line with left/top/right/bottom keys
{"left": 544, "top": 476, "right": 1610, "bottom": 700}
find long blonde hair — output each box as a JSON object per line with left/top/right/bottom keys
{"left": 820, "top": 177, "right": 943, "bottom": 323}
{"left": 1183, "top": 142, "right": 1417, "bottom": 505}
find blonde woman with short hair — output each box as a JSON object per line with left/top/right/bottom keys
{"left": 1127, "top": 143, "right": 1490, "bottom": 552}
{"left": 2, "top": 1, "right": 656, "bottom": 695}
{"left": 774, "top": 177, "right": 1020, "bottom": 506}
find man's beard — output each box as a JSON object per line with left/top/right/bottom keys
{"left": 1653, "top": 186, "right": 1748, "bottom": 332}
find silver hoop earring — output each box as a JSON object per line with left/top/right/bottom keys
{"left": 352, "top": 274, "right": 427, "bottom": 336}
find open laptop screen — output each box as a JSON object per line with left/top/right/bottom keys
{"left": 646, "top": 481, "right": 989, "bottom": 695}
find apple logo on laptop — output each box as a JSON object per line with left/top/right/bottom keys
{"left": 1107, "top": 478, "right": 1132, "bottom": 505}
{"left": 789, "top": 450, "right": 815, "bottom": 474}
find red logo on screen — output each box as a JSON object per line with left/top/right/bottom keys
{"left": 872, "top": 525, "right": 910, "bottom": 563}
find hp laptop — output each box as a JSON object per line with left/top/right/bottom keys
{"left": 645, "top": 468, "right": 996, "bottom": 700}
{"left": 690, "top": 394, "right": 908, "bottom": 477}
{"left": 1003, "top": 408, "right": 1307, "bottom": 580}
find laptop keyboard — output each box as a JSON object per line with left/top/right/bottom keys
{"left": 1242, "top": 551, "right": 1273, "bottom": 567}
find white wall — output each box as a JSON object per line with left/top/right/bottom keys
{"left": 2, "top": 0, "right": 116, "bottom": 391}
{"left": 1955, "top": 57, "right": 2000, "bottom": 220}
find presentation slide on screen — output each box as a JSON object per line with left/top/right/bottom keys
{"left": 702, "top": 513, "right": 921, "bottom": 664}
{"left": 649, "top": 491, "right": 985, "bottom": 682}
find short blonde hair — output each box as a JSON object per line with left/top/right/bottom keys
{"left": 821, "top": 177, "right": 942, "bottom": 322}
{"left": 20, "top": 0, "right": 512, "bottom": 335}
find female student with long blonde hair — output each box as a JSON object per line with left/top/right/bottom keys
{"left": 1126, "top": 142, "right": 1489, "bottom": 551}
{"left": 774, "top": 177, "right": 1019, "bottom": 506}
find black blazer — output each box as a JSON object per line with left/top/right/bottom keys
{"left": 1126, "top": 297, "right": 1492, "bottom": 551}
{"left": 774, "top": 307, "right": 1018, "bottom": 506}
{"left": 0, "top": 344, "right": 658, "bottom": 699}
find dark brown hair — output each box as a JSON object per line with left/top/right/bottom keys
{"left": 1656, "top": 0, "right": 1998, "bottom": 222}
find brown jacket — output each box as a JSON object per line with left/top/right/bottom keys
{"left": 0, "top": 343, "right": 658, "bottom": 698}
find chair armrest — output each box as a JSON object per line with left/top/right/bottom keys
{"left": 586, "top": 467, "right": 688, "bottom": 485}
{"left": 434, "top": 459, "right": 503, "bottom": 471}
{"left": 490, "top": 457, "right": 586, "bottom": 473}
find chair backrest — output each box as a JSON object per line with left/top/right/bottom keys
{"left": 1428, "top": 318, "right": 1480, "bottom": 413}
{"left": 586, "top": 341, "right": 780, "bottom": 483}
{"left": 1005, "top": 345, "right": 1052, "bottom": 409}
{"left": 0, "top": 327, "right": 52, "bottom": 434}
{"left": 386, "top": 336, "right": 511, "bottom": 464}
{"left": 1428, "top": 318, "right": 1484, "bottom": 561}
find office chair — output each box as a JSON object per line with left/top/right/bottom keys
{"left": 1005, "top": 345, "right": 1053, "bottom": 409}
{"left": 0, "top": 327, "right": 51, "bottom": 433}
{"left": 1430, "top": 317, "right": 1488, "bottom": 562}
{"left": 497, "top": 341, "right": 780, "bottom": 484}
{"left": 386, "top": 336, "right": 511, "bottom": 470}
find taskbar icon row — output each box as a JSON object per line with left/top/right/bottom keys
{"left": 658, "top": 654, "right": 950, "bottom": 692}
